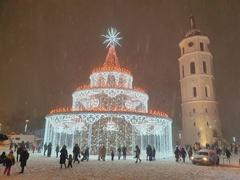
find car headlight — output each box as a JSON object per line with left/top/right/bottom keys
{"left": 190, "top": 156, "right": 194, "bottom": 160}
{"left": 203, "top": 157, "right": 208, "bottom": 161}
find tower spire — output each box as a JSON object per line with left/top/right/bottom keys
{"left": 185, "top": 15, "right": 201, "bottom": 37}
{"left": 189, "top": 15, "right": 196, "bottom": 29}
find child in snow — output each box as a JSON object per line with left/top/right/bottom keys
{"left": 68, "top": 154, "right": 73, "bottom": 168}
{"left": 3, "top": 151, "right": 15, "bottom": 176}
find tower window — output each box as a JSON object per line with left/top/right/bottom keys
{"left": 193, "top": 108, "right": 196, "bottom": 113}
{"left": 190, "top": 62, "right": 195, "bottom": 74}
{"left": 188, "top": 42, "right": 194, "bottom": 47}
{"left": 203, "top": 61, "right": 207, "bottom": 73}
{"left": 205, "top": 108, "right": 208, "bottom": 113}
{"left": 194, "top": 122, "right": 196, "bottom": 127}
{"left": 193, "top": 87, "right": 197, "bottom": 97}
{"left": 200, "top": 42, "right": 204, "bottom": 51}
{"left": 207, "top": 122, "right": 209, "bottom": 127}
{"left": 205, "top": 86, "right": 208, "bottom": 97}
{"left": 182, "top": 65, "right": 185, "bottom": 77}
{"left": 182, "top": 47, "right": 185, "bottom": 54}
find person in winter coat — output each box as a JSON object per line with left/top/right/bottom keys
{"left": 188, "top": 146, "right": 193, "bottom": 160}
{"left": 102, "top": 146, "right": 106, "bottom": 161}
{"left": 16, "top": 145, "right": 23, "bottom": 162}
{"left": 67, "top": 154, "right": 73, "bottom": 168}
{"left": 180, "top": 147, "right": 187, "bottom": 163}
{"left": 3, "top": 151, "right": 15, "bottom": 176}
{"left": 225, "top": 148, "right": 231, "bottom": 163}
{"left": 60, "top": 145, "right": 68, "bottom": 168}
{"left": 44, "top": 143, "right": 48, "bottom": 156}
{"left": 111, "top": 149, "right": 115, "bottom": 161}
{"left": 122, "top": 146, "right": 127, "bottom": 160}
{"left": 174, "top": 146, "right": 180, "bottom": 162}
{"left": 81, "top": 147, "right": 89, "bottom": 162}
{"left": 47, "top": 143, "right": 52, "bottom": 157}
{"left": 98, "top": 146, "right": 102, "bottom": 161}
{"left": 73, "top": 144, "right": 80, "bottom": 163}
{"left": 135, "top": 145, "right": 141, "bottom": 163}
{"left": 117, "top": 146, "right": 121, "bottom": 160}
{"left": 149, "top": 145, "right": 153, "bottom": 161}
{"left": 56, "top": 145, "right": 60, "bottom": 158}
{"left": 0, "top": 152, "right": 6, "bottom": 165}
{"left": 19, "top": 148, "right": 29, "bottom": 173}
{"left": 146, "top": 145, "right": 153, "bottom": 161}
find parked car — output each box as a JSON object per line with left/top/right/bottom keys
{"left": 191, "top": 149, "right": 219, "bottom": 165}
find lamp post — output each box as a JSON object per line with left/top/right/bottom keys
{"left": 25, "top": 120, "right": 29, "bottom": 133}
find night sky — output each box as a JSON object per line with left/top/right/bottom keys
{"left": 0, "top": 0, "right": 239, "bottom": 141}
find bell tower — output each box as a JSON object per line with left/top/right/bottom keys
{"left": 178, "top": 16, "right": 222, "bottom": 146}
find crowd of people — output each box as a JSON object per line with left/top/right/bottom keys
{"left": 42, "top": 142, "right": 146, "bottom": 167}
{"left": 2, "top": 139, "right": 239, "bottom": 176}
{"left": 0, "top": 141, "right": 30, "bottom": 176}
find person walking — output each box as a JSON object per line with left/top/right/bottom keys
{"left": 0, "top": 152, "right": 6, "bottom": 166}
{"left": 67, "top": 154, "right": 73, "bottom": 168}
{"left": 44, "top": 143, "right": 48, "bottom": 156}
{"left": 60, "top": 145, "right": 68, "bottom": 168}
{"left": 188, "top": 146, "right": 193, "bottom": 160}
{"left": 19, "top": 147, "right": 29, "bottom": 174}
{"left": 135, "top": 145, "right": 141, "bottom": 163}
{"left": 146, "top": 145, "right": 153, "bottom": 161}
{"left": 180, "top": 147, "right": 187, "bottom": 163}
{"left": 117, "top": 146, "right": 121, "bottom": 160}
{"left": 16, "top": 145, "right": 23, "bottom": 162}
{"left": 174, "top": 146, "right": 180, "bottom": 162}
{"left": 73, "top": 144, "right": 80, "bottom": 163}
{"left": 102, "top": 146, "right": 106, "bottom": 161}
{"left": 225, "top": 148, "right": 231, "bottom": 163}
{"left": 56, "top": 145, "right": 60, "bottom": 158}
{"left": 47, "top": 143, "right": 52, "bottom": 157}
{"left": 81, "top": 147, "right": 90, "bottom": 162}
{"left": 3, "top": 151, "right": 15, "bottom": 176}
{"left": 98, "top": 146, "right": 102, "bottom": 161}
{"left": 149, "top": 145, "right": 153, "bottom": 161}
{"left": 122, "top": 146, "right": 127, "bottom": 160}
{"left": 111, "top": 149, "right": 115, "bottom": 161}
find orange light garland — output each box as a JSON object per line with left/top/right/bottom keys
{"left": 75, "top": 84, "right": 145, "bottom": 93}
{"left": 92, "top": 66, "right": 131, "bottom": 75}
{"left": 49, "top": 107, "right": 168, "bottom": 118}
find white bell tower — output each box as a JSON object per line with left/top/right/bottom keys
{"left": 178, "top": 16, "right": 222, "bottom": 146}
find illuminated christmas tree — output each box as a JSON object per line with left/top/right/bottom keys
{"left": 44, "top": 28, "right": 173, "bottom": 157}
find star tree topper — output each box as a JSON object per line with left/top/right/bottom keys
{"left": 102, "top": 27, "right": 122, "bottom": 48}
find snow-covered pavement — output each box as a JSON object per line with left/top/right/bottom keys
{"left": 0, "top": 153, "right": 240, "bottom": 180}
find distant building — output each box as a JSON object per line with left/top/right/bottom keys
{"left": 8, "top": 132, "right": 36, "bottom": 145}
{"left": 178, "top": 16, "right": 222, "bottom": 146}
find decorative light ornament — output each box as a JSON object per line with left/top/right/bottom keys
{"left": 102, "top": 27, "right": 122, "bottom": 48}
{"left": 106, "top": 119, "right": 118, "bottom": 131}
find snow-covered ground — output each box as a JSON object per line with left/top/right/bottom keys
{"left": 0, "top": 152, "right": 239, "bottom": 180}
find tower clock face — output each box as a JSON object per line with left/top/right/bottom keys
{"left": 188, "top": 42, "right": 194, "bottom": 47}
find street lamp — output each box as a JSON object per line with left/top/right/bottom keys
{"left": 25, "top": 120, "right": 29, "bottom": 133}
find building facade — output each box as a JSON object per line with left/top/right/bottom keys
{"left": 178, "top": 16, "right": 222, "bottom": 146}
